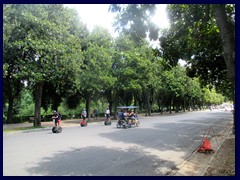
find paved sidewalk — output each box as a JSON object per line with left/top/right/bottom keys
{"left": 3, "top": 118, "right": 107, "bottom": 130}
{"left": 3, "top": 113, "right": 148, "bottom": 130}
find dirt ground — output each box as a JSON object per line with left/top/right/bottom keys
{"left": 203, "top": 135, "right": 235, "bottom": 176}
{"left": 170, "top": 129, "right": 235, "bottom": 176}
{"left": 165, "top": 112, "right": 235, "bottom": 177}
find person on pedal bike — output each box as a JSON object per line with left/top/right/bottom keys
{"left": 105, "top": 107, "right": 110, "bottom": 121}
{"left": 129, "top": 109, "right": 136, "bottom": 119}
{"left": 52, "top": 110, "right": 61, "bottom": 126}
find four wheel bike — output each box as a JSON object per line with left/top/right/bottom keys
{"left": 116, "top": 106, "right": 140, "bottom": 129}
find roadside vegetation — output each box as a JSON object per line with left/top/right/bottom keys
{"left": 3, "top": 126, "right": 46, "bottom": 133}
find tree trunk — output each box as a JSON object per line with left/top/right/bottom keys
{"left": 214, "top": 4, "right": 235, "bottom": 86}
{"left": 86, "top": 93, "right": 91, "bottom": 121}
{"left": 214, "top": 4, "right": 235, "bottom": 133}
{"left": 34, "top": 82, "right": 43, "bottom": 127}
{"left": 144, "top": 91, "right": 151, "bottom": 116}
{"left": 109, "top": 101, "right": 113, "bottom": 117}
{"left": 169, "top": 99, "right": 172, "bottom": 114}
{"left": 113, "top": 92, "right": 118, "bottom": 120}
{"left": 183, "top": 98, "right": 186, "bottom": 112}
{"left": 157, "top": 99, "right": 161, "bottom": 112}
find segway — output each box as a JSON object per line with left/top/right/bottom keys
{"left": 52, "top": 119, "right": 62, "bottom": 133}
{"left": 52, "top": 126, "right": 62, "bottom": 133}
{"left": 104, "top": 120, "right": 112, "bottom": 126}
{"left": 104, "top": 115, "right": 111, "bottom": 126}
{"left": 80, "top": 118, "right": 88, "bottom": 127}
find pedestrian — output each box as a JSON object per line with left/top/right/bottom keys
{"left": 95, "top": 109, "right": 99, "bottom": 120}
{"left": 92, "top": 109, "right": 97, "bottom": 120}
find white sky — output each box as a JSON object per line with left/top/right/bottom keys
{"left": 64, "top": 4, "right": 169, "bottom": 37}
{"left": 63, "top": 4, "right": 188, "bottom": 66}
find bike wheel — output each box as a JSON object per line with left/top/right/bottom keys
{"left": 52, "top": 126, "right": 57, "bottom": 133}
{"left": 136, "top": 120, "right": 140, "bottom": 127}
{"left": 56, "top": 126, "right": 62, "bottom": 133}
{"left": 116, "top": 122, "right": 121, "bottom": 128}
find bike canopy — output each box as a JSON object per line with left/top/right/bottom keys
{"left": 117, "top": 106, "right": 138, "bottom": 109}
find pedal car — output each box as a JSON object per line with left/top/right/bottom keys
{"left": 116, "top": 106, "right": 140, "bottom": 128}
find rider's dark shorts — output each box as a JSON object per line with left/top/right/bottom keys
{"left": 54, "top": 119, "right": 61, "bottom": 124}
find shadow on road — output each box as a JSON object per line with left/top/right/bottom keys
{"left": 27, "top": 146, "right": 176, "bottom": 176}
{"left": 26, "top": 111, "right": 233, "bottom": 176}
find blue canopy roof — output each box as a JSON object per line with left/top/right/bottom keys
{"left": 117, "top": 106, "right": 138, "bottom": 109}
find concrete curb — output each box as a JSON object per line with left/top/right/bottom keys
{"left": 3, "top": 120, "right": 119, "bottom": 136}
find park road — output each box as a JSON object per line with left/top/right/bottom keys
{"left": 3, "top": 110, "right": 233, "bottom": 176}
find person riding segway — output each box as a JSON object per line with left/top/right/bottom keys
{"left": 104, "top": 107, "right": 111, "bottom": 126}
{"left": 80, "top": 109, "right": 88, "bottom": 127}
{"left": 52, "top": 110, "right": 62, "bottom": 133}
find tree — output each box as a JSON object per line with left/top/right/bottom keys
{"left": 3, "top": 4, "right": 27, "bottom": 123}
{"left": 202, "top": 86, "right": 224, "bottom": 106}
{"left": 213, "top": 4, "right": 235, "bottom": 89}
{"left": 110, "top": 4, "right": 234, "bottom": 97}
{"left": 79, "top": 26, "right": 115, "bottom": 120}
{"left": 164, "top": 4, "right": 235, "bottom": 131}
{"left": 3, "top": 5, "right": 84, "bottom": 126}
{"left": 109, "top": 4, "right": 159, "bottom": 42}
{"left": 185, "top": 77, "right": 203, "bottom": 111}
{"left": 213, "top": 4, "right": 235, "bottom": 132}
{"left": 162, "top": 4, "right": 235, "bottom": 97}
{"left": 111, "top": 34, "right": 157, "bottom": 115}
{"left": 161, "top": 65, "right": 187, "bottom": 113}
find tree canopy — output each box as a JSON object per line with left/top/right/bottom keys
{"left": 3, "top": 4, "right": 232, "bottom": 126}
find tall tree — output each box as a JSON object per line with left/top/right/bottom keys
{"left": 162, "top": 4, "right": 235, "bottom": 96}
{"left": 80, "top": 26, "right": 115, "bottom": 120}
{"left": 110, "top": 4, "right": 235, "bottom": 97}
{"left": 4, "top": 4, "right": 27, "bottom": 123}
{"left": 3, "top": 4, "right": 84, "bottom": 126}
{"left": 109, "top": 4, "right": 159, "bottom": 42}
{"left": 213, "top": 4, "right": 235, "bottom": 132}
{"left": 112, "top": 34, "right": 156, "bottom": 115}
{"left": 213, "top": 4, "right": 235, "bottom": 88}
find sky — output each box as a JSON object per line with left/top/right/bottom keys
{"left": 63, "top": 4, "right": 187, "bottom": 66}
{"left": 64, "top": 4, "right": 170, "bottom": 37}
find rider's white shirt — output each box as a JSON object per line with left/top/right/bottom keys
{"left": 105, "top": 109, "right": 110, "bottom": 114}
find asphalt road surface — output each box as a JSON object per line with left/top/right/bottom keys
{"left": 3, "top": 110, "right": 233, "bottom": 176}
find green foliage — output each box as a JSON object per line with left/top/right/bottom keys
{"left": 109, "top": 4, "right": 159, "bottom": 42}
{"left": 4, "top": 4, "right": 231, "bottom": 123}
{"left": 3, "top": 4, "right": 87, "bottom": 124}
{"left": 17, "top": 89, "right": 35, "bottom": 116}
{"left": 160, "top": 4, "right": 234, "bottom": 98}
{"left": 202, "top": 86, "right": 224, "bottom": 105}
{"left": 162, "top": 66, "right": 187, "bottom": 98}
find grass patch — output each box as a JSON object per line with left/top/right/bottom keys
{"left": 3, "top": 126, "right": 46, "bottom": 133}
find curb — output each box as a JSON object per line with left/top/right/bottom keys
{"left": 3, "top": 120, "right": 118, "bottom": 136}
{"left": 3, "top": 127, "right": 52, "bottom": 136}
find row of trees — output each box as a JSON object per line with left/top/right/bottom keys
{"left": 109, "top": 4, "right": 235, "bottom": 130}
{"left": 3, "top": 4, "right": 234, "bottom": 127}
